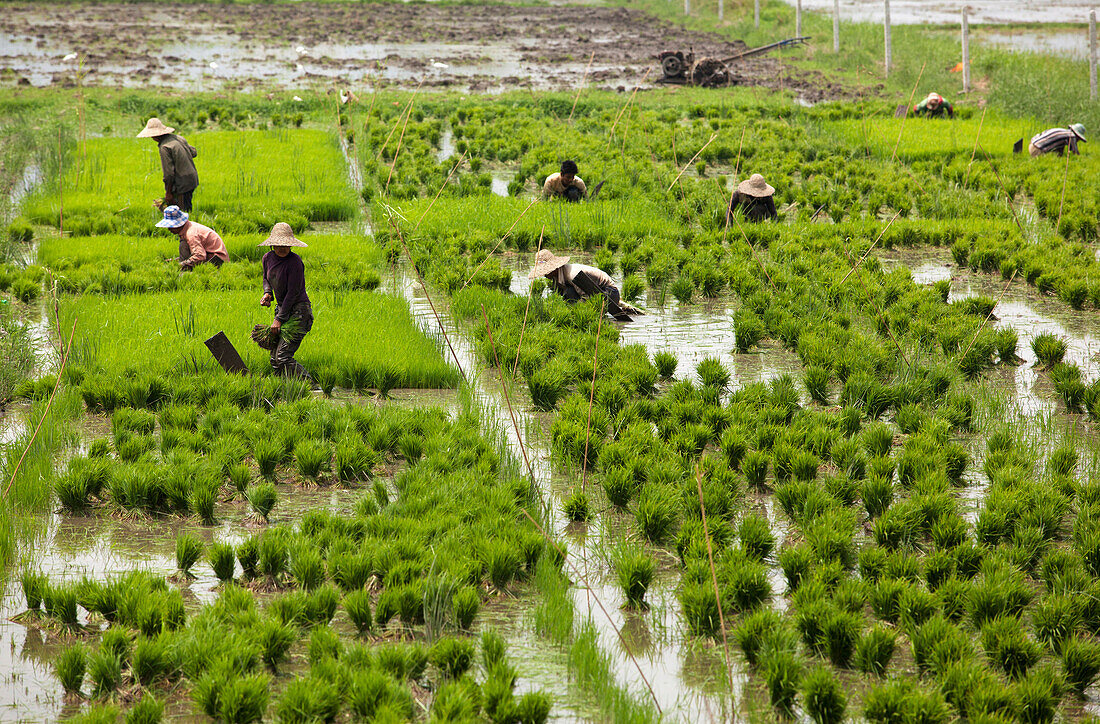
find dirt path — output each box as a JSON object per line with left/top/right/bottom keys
{"left": 1, "top": 1, "right": 844, "bottom": 98}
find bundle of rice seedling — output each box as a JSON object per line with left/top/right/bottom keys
{"left": 250, "top": 324, "right": 279, "bottom": 351}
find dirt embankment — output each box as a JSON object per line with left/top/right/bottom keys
{"left": 1, "top": 1, "right": 847, "bottom": 99}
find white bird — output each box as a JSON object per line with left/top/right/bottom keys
{"left": 62, "top": 53, "right": 78, "bottom": 61}
{"left": 295, "top": 63, "right": 304, "bottom": 73}
{"left": 292, "top": 96, "right": 303, "bottom": 102}
{"left": 432, "top": 62, "right": 449, "bottom": 69}
{"left": 295, "top": 46, "right": 309, "bottom": 56}
{"left": 209, "top": 61, "right": 219, "bottom": 70}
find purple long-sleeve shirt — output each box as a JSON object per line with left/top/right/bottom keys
{"left": 262, "top": 251, "right": 309, "bottom": 323}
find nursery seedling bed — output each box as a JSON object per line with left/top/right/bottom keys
{"left": 0, "top": 2, "right": 844, "bottom": 98}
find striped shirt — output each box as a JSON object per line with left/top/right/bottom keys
{"left": 1030, "top": 128, "right": 1080, "bottom": 156}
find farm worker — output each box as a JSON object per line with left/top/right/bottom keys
{"left": 136, "top": 117, "right": 199, "bottom": 212}
{"left": 528, "top": 249, "right": 621, "bottom": 304}
{"left": 154, "top": 205, "right": 227, "bottom": 271}
{"left": 1029, "top": 124, "right": 1087, "bottom": 157}
{"left": 727, "top": 174, "right": 778, "bottom": 224}
{"left": 542, "top": 160, "right": 587, "bottom": 202}
{"left": 912, "top": 92, "right": 955, "bottom": 119}
{"left": 259, "top": 222, "right": 314, "bottom": 381}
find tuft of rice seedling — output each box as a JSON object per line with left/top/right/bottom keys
{"left": 336, "top": 435, "right": 373, "bottom": 483}
{"left": 429, "top": 637, "right": 475, "bottom": 679}
{"left": 633, "top": 484, "right": 678, "bottom": 544}
{"left": 125, "top": 694, "right": 164, "bottom": 724}
{"left": 397, "top": 433, "right": 424, "bottom": 464}
{"left": 653, "top": 351, "right": 677, "bottom": 379}
{"left": 982, "top": 615, "right": 1042, "bottom": 679}
{"left": 228, "top": 463, "right": 251, "bottom": 495}
{"left": 613, "top": 545, "right": 655, "bottom": 609}
{"left": 1049, "top": 446, "right": 1078, "bottom": 478}
{"left": 236, "top": 537, "right": 259, "bottom": 580}
{"left": 854, "top": 626, "right": 896, "bottom": 676}
{"left": 304, "top": 585, "right": 341, "bottom": 627}
{"left": 330, "top": 550, "right": 372, "bottom": 591}
{"left": 294, "top": 439, "right": 330, "bottom": 481}
{"left": 484, "top": 541, "right": 521, "bottom": 591}
{"left": 258, "top": 533, "right": 289, "bottom": 579}
{"left": 132, "top": 634, "right": 172, "bottom": 687}
{"left": 44, "top": 584, "right": 79, "bottom": 628}
{"left": 696, "top": 357, "right": 730, "bottom": 391}
{"left": 1062, "top": 636, "right": 1100, "bottom": 695}
{"left": 779, "top": 545, "right": 813, "bottom": 592}
{"left": 760, "top": 644, "right": 803, "bottom": 718}
{"left": 679, "top": 581, "right": 720, "bottom": 638}
{"left": 801, "top": 665, "right": 846, "bottom": 724}
{"left": 739, "top": 515, "right": 776, "bottom": 562}
{"left": 308, "top": 625, "right": 342, "bottom": 665}
{"left": 601, "top": 466, "right": 636, "bottom": 508}
{"left": 804, "top": 366, "right": 830, "bottom": 404}
{"left": 1015, "top": 664, "right": 1064, "bottom": 724}
{"left": 1031, "top": 333, "right": 1067, "bottom": 368}
{"left": 56, "top": 471, "right": 92, "bottom": 514}
{"left": 1032, "top": 594, "right": 1082, "bottom": 652}
{"left": 21, "top": 571, "right": 46, "bottom": 611}
{"left": 344, "top": 590, "right": 373, "bottom": 634}
{"left": 257, "top": 617, "right": 296, "bottom": 672}
{"left": 514, "top": 691, "right": 552, "bottom": 724}
{"left": 275, "top": 676, "right": 340, "bottom": 724}
{"left": 247, "top": 483, "right": 278, "bottom": 523}
{"left": 191, "top": 482, "right": 217, "bottom": 526}
{"left": 527, "top": 365, "right": 567, "bottom": 411}
{"left": 175, "top": 534, "right": 204, "bottom": 577}
{"left": 561, "top": 488, "right": 591, "bottom": 522}
{"left": 452, "top": 587, "right": 480, "bottom": 630}
{"left": 821, "top": 607, "right": 861, "bottom": 668}
{"left": 862, "top": 423, "right": 894, "bottom": 458}
{"left": 54, "top": 643, "right": 86, "bottom": 696}
{"left": 88, "top": 650, "right": 122, "bottom": 699}
{"left": 743, "top": 451, "right": 769, "bottom": 487}
{"left": 209, "top": 543, "right": 236, "bottom": 583}
{"left": 254, "top": 438, "right": 282, "bottom": 480}
{"left": 721, "top": 427, "right": 747, "bottom": 470}
{"left": 290, "top": 545, "right": 325, "bottom": 591}
{"left": 218, "top": 672, "right": 271, "bottom": 724}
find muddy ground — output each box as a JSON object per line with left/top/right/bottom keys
{"left": 0, "top": 2, "right": 846, "bottom": 99}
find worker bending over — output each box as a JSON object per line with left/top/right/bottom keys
{"left": 155, "top": 206, "right": 228, "bottom": 271}
{"left": 912, "top": 92, "right": 955, "bottom": 119}
{"left": 137, "top": 118, "right": 199, "bottom": 212}
{"left": 1029, "top": 124, "right": 1087, "bottom": 157}
{"left": 728, "top": 174, "right": 777, "bottom": 224}
{"left": 542, "top": 160, "right": 587, "bottom": 202}
{"left": 260, "top": 223, "right": 314, "bottom": 382}
{"left": 529, "top": 249, "right": 622, "bottom": 304}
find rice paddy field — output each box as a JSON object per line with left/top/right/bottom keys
{"left": 3, "top": 0, "right": 1100, "bottom": 723}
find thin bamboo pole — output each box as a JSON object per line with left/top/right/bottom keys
{"left": 694, "top": 464, "right": 736, "bottom": 706}
{"left": 891, "top": 62, "right": 926, "bottom": 162}
{"left": 838, "top": 211, "right": 901, "bottom": 286}
{"left": 580, "top": 298, "right": 605, "bottom": 493}
{"left": 667, "top": 133, "right": 718, "bottom": 193}
{"left": 460, "top": 197, "right": 540, "bottom": 290}
{"left": 512, "top": 229, "right": 545, "bottom": 377}
{"left": 569, "top": 52, "right": 596, "bottom": 123}
{"left": 416, "top": 151, "right": 468, "bottom": 228}
{"left": 1056, "top": 150, "right": 1071, "bottom": 230}
{"left": 963, "top": 106, "right": 987, "bottom": 187}
{"left": 606, "top": 68, "right": 651, "bottom": 149}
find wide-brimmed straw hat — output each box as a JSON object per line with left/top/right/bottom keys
{"left": 924, "top": 92, "right": 944, "bottom": 107}
{"left": 528, "top": 249, "right": 569, "bottom": 279}
{"left": 258, "top": 222, "right": 308, "bottom": 248}
{"left": 1071, "top": 123, "right": 1087, "bottom": 141}
{"left": 137, "top": 117, "right": 174, "bottom": 138}
{"left": 737, "top": 173, "right": 775, "bottom": 198}
{"left": 155, "top": 205, "right": 188, "bottom": 228}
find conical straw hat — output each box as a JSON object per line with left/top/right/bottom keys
{"left": 258, "top": 222, "right": 308, "bottom": 247}
{"left": 528, "top": 248, "right": 569, "bottom": 279}
{"left": 737, "top": 173, "right": 775, "bottom": 198}
{"left": 136, "top": 117, "right": 174, "bottom": 138}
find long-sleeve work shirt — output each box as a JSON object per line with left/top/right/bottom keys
{"left": 728, "top": 191, "right": 778, "bottom": 223}
{"left": 158, "top": 134, "right": 199, "bottom": 194}
{"left": 262, "top": 251, "right": 310, "bottom": 323}
{"left": 551, "top": 263, "right": 616, "bottom": 299}
{"left": 177, "top": 222, "right": 228, "bottom": 269}
{"left": 1029, "top": 128, "right": 1081, "bottom": 156}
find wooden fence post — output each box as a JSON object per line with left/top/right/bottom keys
{"left": 754, "top": 0, "right": 760, "bottom": 28}
{"left": 718, "top": 0, "right": 724, "bottom": 22}
{"left": 884, "top": 0, "right": 892, "bottom": 77}
{"left": 796, "top": 0, "right": 802, "bottom": 37}
{"left": 1091, "top": 9, "right": 1097, "bottom": 100}
{"left": 833, "top": 0, "right": 840, "bottom": 51}
{"left": 962, "top": 7, "right": 971, "bottom": 93}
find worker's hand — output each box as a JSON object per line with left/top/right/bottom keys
{"left": 178, "top": 261, "right": 192, "bottom": 272}
{"left": 260, "top": 293, "right": 273, "bottom": 307}
{"left": 271, "top": 319, "right": 282, "bottom": 331}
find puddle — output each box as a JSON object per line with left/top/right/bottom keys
{"left": 780, "top": 0, "right": 1100, "bottom": 24}
{"left": 491, "top": 173, "right": 512, "bottom": 198}
{"left": 977, "top": 27, "right": 1091, "bottom": 60}
{"left": 437, "top": 126, "right": 455, "bottom": 163}
{"left": 8, "top": 163, "right": 41, "bottom": 215}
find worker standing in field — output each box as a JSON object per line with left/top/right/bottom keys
{"left": 727, "top": 173, "right": 778, "bottom": 224}
{"left": 155, "top": 205, "right": 228, "bottom": 271}
{"left": 912, "top": 92, "right": 955, "bottom": 119}
{"left": 1029, "top": 124, "right": 1087, "bottom": 157}
{"left": 542, "top": 160, "right": 587, "bottom": 202}
{"left": 259, "top": 222, "right": 314, "bottom": 382}
{"left": 137, "top": 118, "right": 199, "bottom": 212}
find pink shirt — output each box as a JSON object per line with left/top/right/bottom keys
{"left": 178, "top": 222, "right": 228, "bottom": 268}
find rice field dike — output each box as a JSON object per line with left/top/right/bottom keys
{"left": 2, "top": 0, "right": 1100, "bottom": 722}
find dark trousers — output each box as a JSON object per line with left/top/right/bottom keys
{"left": 271, "top": 302, "right": 314, "bottom": 381}
{"left": 173, "top": 189, "right": 194, "bottom": 212}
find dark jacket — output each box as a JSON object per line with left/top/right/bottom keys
{"left": 728, "top": 191, "right": 777, "bottom": 223}
{"left": 158, "top": 134, "right": 199, "bottom": 194}
{"left": 262, "top": 251, "right": 310, "bottom": 323}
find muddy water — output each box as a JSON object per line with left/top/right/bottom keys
{"left": 394, "top": 269, "right": 735, "bottom": 721}
{"left": 977, "top": 27, "right": 1091, "bottom": 60}
{"left": 783, "top": 0, "right": 1098, "bottom": 24}
{"left": 880, "top": 247, "right": 1100, "bottom": 417}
